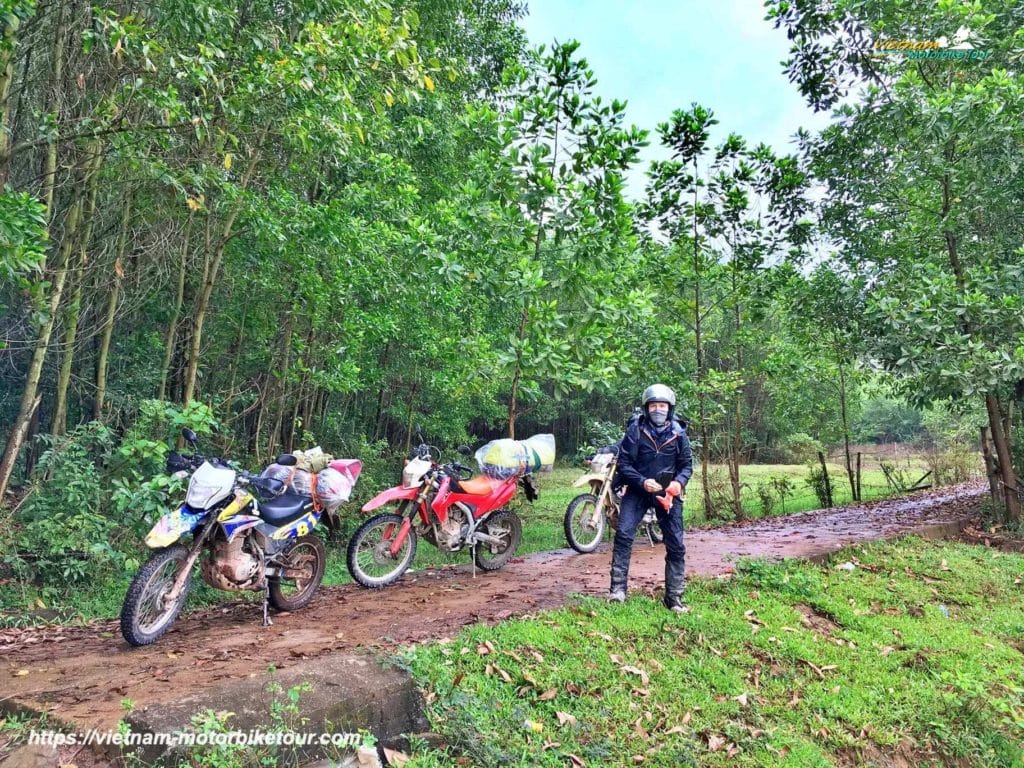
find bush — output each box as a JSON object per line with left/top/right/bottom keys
{"left": 15, "top": 424, "right": 121, "bottom": 586}
{"left": 926, "top": 447, "right": 980, "bottom": 487}
{"left": 804, "top": 462, "right": 832, "bottom": 507}
{"left": 779, "top": 432, "right": 823, "bottom": 464}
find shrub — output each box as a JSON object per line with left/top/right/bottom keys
{"left": 779, "top": 432, "right": 823, "bottom": 464}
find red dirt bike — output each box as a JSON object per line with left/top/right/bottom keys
{"left": 346, "top": 440, "right": 537, "bottom": 587}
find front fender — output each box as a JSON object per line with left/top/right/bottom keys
{"left": 145, "top": 506, "right": 206, "bottom": 548}
{"left": 361, "top": 485, "right": 419, "bottom": 513}
{"left": 573, "top": 473, "right": 607, "bottom": 488}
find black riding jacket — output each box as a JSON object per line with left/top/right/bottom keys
{"left": 616, "top": 415, "right": 693, "bottom": 495}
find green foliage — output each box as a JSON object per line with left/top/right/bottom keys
{"left": 778, "top": 432, "right": 823, "bottom": 464}
{"left": 14, "top": 423, "right": 121, "bottom": 586}
{"left": 804, "top": 462, "right": 832, "bottom": 508}
{"left": 0, "top": 187, "right": 47, "bottom": 291}
{"left": 853, "top": 397, "right": 924, "bottom": 444}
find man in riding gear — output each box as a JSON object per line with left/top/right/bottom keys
{"left": 608, "top": 384, "right": 692, "bottom": 613}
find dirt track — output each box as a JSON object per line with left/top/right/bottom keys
{"left": 1, "top": 484, "right": 984, "bottom": 731}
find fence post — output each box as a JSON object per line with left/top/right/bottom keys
{"left": 818, "top": 451, "right": 834, "bottom": 508}
{"left": 855, "top": 452, "right": 862, "bottom": 502}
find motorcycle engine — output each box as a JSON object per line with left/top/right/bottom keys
{"left": 201, "top": 536, "right": 263, "bottom": 591}
{"left": 438, "top": 505, "right": 470, "bottom": 551}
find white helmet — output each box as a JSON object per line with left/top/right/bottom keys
{"left": 642, "top": 384, "right": 676, "bottom": 408}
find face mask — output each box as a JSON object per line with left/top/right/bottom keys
{"left": 648, "top": 408, "right": 668, "bottom": 427}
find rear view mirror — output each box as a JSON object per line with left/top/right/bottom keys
{"left": 181, "top": 427, "right": 198, "bottom": 446}
{"left": 457, "top": 445, "right": 472, "bottom": 456}
{"left": 276, "top": 453, "right": 298, "bottom": 467}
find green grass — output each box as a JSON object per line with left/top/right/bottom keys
{"left": 400, "top": 538, "right": 1024, "bottom": 767}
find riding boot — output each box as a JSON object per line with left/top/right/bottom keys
{"left": 664, "top": 556, "right": 686, "bottom": 608}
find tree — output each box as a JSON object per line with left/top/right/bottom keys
{"left": 769, "top": 0, "right": 1024, "bottom": 521}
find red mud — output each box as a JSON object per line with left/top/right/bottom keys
{"left": 0, "top": 483, "right": 984, "bottom": 731}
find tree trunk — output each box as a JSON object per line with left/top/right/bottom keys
{"left": 94, "top": 192, "right": 132, "bottom": 418}
{"left": 838, "top": 358, "right": 857, "bottom": 500}
{"left": 507, "top": 306, "right": 528, "bottom": 439}
{"left": 0, "top": 41, "right": 15, "bottom": 185}
{"left": 985, "top": 393, "right": 1020, "bottom": 523}
{"left": 980, "top": 426, "right": 1001, "bottom": 502}
{"left": 0, "top": 172, "right": 87, "bottom": 500}
{"left": 692, "top": 156, "right": 713, "bottom": 520}
{"left": 728, "top": 266, "right": 743, "bottom": 520}
{"left": 52, "top": 142, "right": 103, "bottom": 435}
{"left": 267, "top": 306, "right": 296, "bottom": 457}
{"left": 157, "top": 213, "right": 192, "bottom": 402}
{"left": 41, "top": 0, "right": 69, "bottom": 223}
{"left": 182, "top": 130, "right": 267, "bottom": 406}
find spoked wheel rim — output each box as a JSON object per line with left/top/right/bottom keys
{"left": 348, "top": 512, "right": 416, "bottom": 587}
{"left": 275, "top": 541, "right": 319, "bottom": 600}
{"left": 137, "top": 556, "right": 185, "bottom": 635}
{"left": 475, "top": 510, "right": 522, "bottom": 570}
{"left": 570, "top": 498, "right": 604, "bottom": 550}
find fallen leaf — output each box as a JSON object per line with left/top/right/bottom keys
{"left": 621, "top": 666, "right": 650, "bottom": 686}
{"left": 727, "top": 743, "right": 741, "bottom": 757}
{"left": 707, "top": 734, "right": 726, "bottom": 752}
{"left": 665, "top": 725, "right": 686, "bottom": 735}
{"left": 940, "top": 559, "right": 950, "bottom": 571}
{"left": 477, "top": 641, "right": 495, "bottom": 656}
{"left": 538, "top": 688, "right": 557, "bottom": 701}
{"left": 556, "top": 711, "right": 577, "bottom": 727}
{"left": 567, "top": 754, "right": 586, "bottom": 767}
{"left": 382, "top": 747, "right": 410, "bottom": 767}
{"left": 632, "top": 756, "right": 645, "bottom": 764}
{"left": 542, "top": 740, "right": 560, "bottom": 750}
{"left": 733, "top": 692, "right": 749, "bottom": 707}
{"left": 523, "top": 719, "right": 543, "bottom": 733}
{"left": 610, "top": 653, "right": 625, "bottom": 665}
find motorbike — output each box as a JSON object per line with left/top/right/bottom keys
{"left": 346, "top": 438, "right": 535, "bottom": 587}
{"left": 120, "top": 429, "right": 358, "bottom": 647}
{"left": 563, "top": 444, "right": 667, "bottom": 554}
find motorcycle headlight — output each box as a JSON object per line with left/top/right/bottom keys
{"left": 402, "top": 465, "right": 421, "bottom": 488}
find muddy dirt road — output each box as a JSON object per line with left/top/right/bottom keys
{"left": 1, "top": 484, "right": 984, "bottom": 730}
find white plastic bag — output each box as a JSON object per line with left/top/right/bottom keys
{"left": 314, "top": 460, "right": 361, "bottom": 511}
{"left": 475, "top": 434, "right": 556, "bottom": 479}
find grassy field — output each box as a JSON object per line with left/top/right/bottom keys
{"left": 400, "top": 537, "right": 1024, "bottom": 767}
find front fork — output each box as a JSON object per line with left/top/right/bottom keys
{"left": 387, "top": 499, "right": 419, "bottom": 558}
{"left": 164, "top": 516, "right": 217, "bottom": 604}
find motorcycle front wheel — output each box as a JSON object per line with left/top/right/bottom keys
{"left": 564, "top": 493, "right": 606, "bottom": 553}
{"left": 120, "top": 544, "right": 192, "bottom": 647}
{"left": 269, "top": 535, "right": 326, "bottom": 611}
{"left": 474, "top": 509, "right": 522, "bottom": 571}
{"left": 347, "top": 511, "right": 417, "bottom": 588}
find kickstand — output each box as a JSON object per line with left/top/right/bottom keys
{"left": 262, "top": 582, "right": 273, "bottom": 627}
{"left": 470, "top": 540, "right": 477, "bottom": 579}
{"left": 645, "top": 525, "right": 655, "bottom": 547}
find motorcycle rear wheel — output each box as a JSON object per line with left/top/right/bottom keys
{"left": 564, "top": 493, "right": 606, "bottom": 553}
{"left": 269, "top": 535, "right": 326, "bottom": 611}
{"left": 120, "top": 545, "right": 191, "bottom": 647}
{"left": 347, "top": 511, "right": 417, "bottom": 588}
{"left": 474, "top": 509, "right": 522, "bottom": 571}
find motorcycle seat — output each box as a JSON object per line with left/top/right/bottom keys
{"left": 258, "top": 491, "right": 311, "bottom": 525}
{"left": 452, "top": 475, "right": 504, "bottom": 496}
